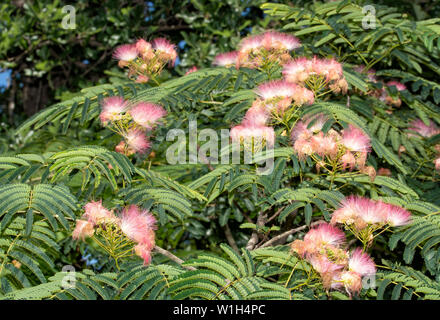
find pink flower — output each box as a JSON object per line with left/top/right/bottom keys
{"left": 242, "top": 102, "right": 270, "bottom": 127}
{"left": 123, "top": 129, "right": 151, "bottom": 154}
{"left": 386, "top": 81, "right": 406, "bottom": 91}
{"left": 230, "top": 124, "right": 275, "bottom": 149}
{"left": 408, "top": 119, "right": 440, "bottom": 138}
{"left": 129, "top": 102, "right": 167, "bottom": 130}
{"left": 358, "top": 199, "right": 387, "bottom": 225}
{"left": 212, "top": 51, "right": 239, "bottom": 67}
{"left": 313, "top": 57, "right": 343, "bottom": 81}
{"left": 135, "top": 75, "right": 149, "bottom": 83}
{"left": 341, "top": 151, "right": 356, "bottom": 171}
{"left": 308, "top": 254, "right": 344, "bottom": 276}
{"left": 293, "top": 86, "right": 315, "bottom": 105}
{"left": 348, "top": 248, "right": 376, "bottom": 276}
{"left": 120, "top": 205, "right": 157, "bottom": 245}
{"left": 83, "top": 200, "right": 116, "bottom": 225}
{"left": 151, "top": 38, "right": 177, "bottom": 66}
{"left": 304, "top": 223, "right": 346, "bottom": 248}
{"left": 261, "top": 31, "right": 301, "bottom": 51}
{"left": 255, "top": 80, "right": 298, "bottom": 101}
{"left": 283, "top": 57, "right": 314, "bottom": 84}
{"left": 238, "top": 34, "right": 265, "bottom": 53}
{"left": 134, "top": 243, "right": 153, "bottom": 265}
{"left": 339, "top": 271, "right": 363, "bottom": 294}
{"left": 72, "top": 220, "right": 95, "bottom": 240}
{"left": 291, "top": 114, "right": 327, "bottom": 143}
{"left": 135, "top": 39, "right": 152, "bottom": 55}
{"left": 99, "top": 96, "right": 127, "bottom": 125}
{"left": 341, "top": 125, "right": 371, "bottom": 152}
{"left": 113, "top": 44, "right": 138, "bottom": 62}
{"left": 435, "top": 157, "right": 440, "bottom": 170}
{"left": 385, "top": 203, "right": 411, "bottom": 227}
{"left": 115, "top": 140, "right": 135, "bottom": 156}
{"left": 185, "top": 66, "right": 198, "bottom": 75}
{"left": 331, "top": 195, "right": 368, "bottom": 227}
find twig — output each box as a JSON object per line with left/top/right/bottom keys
{"left": 224, "top": 223, "right": 239, "bottom": 253}
{"left": 154, "top": 245, "right": 196, "bottom": 271}
{"left": 258, "top": 221, "right": 324, "bottom": 249}
{"left": 246, "top": 212, "right": 267, "bottom": 250}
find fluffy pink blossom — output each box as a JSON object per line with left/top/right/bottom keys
{"left": 99, "top": 96, "right": 127, "bottom": 125}
{"left": 83, "top": 200, "right": 116, "bottom": 225}
{"left": 408, "top": 119, "right": 440, "bottom": 138}
{"left": 129, "top": 102, "right": 167, "bottom": 130}
{"left": 348, "top": 248, "right": 376, "bottom": 276}
{"left": 242, "top": 103, "right": 270, "bottom": 127}
{"left": 72, "top": 220, "right": 95, "bottom": 240}
{"left": 313, "top": 57, "right": 343, "bottom": 81}
{"left": 282, "top": 57, "right": 314, "bottom": 84}
{"left": 120, "top": 205, "right": 157, "bottom": 245}
{"left": 339, "top": 270, "right": 363, "bottom": 294}
{"left": 331, "top": 195, "right": 369, "bottom": 228}
{"left": 212, "top": 51, "right": 239, "bottom": 67}
{"left": 255, "top": 80, "right": 298, "bottom": 101}
{"left": 435, "top": 157, "right": 440, "bottom": 170}
{"left": 134, "top": 243, "right": 153, "bottom": 265}
{"left": 341, "top": 151, "right": 356, "bottom": 171}
{"left": 308, "top": 254, "right": 344, "bottom": 276}
{"left": 151, "top": 38, "right": 177, "bottom": 66}
{"left": 238, "top": 34, "right": 265, "bottom": 53}
{"left": 341, "top": 125, "right": 371, "bottom": 153}
{"left": 123, "top": 129, "right": 151, "bottom": 154}
{"left": 304, "top": 223, "right": 346, "bottom": 248}
{"left": 113, "top": 44, "right": 138, "bottom": 62}
{"left": 261, "top": 31, "right": 301, "bottom": 51}
{"left": 230, "top": 124, "right": 275, "bottom": 149}
{"left": 385, "top": 204, "right": 411, "bottom": 227}
{"left": 290, "top": 114, "right": 327, "bottom": 142}
{"left": 135, "top": 39, "right": 152, "bottom": 55}
{"left": 255, "top": 80, "right": 314, "bottom": 107}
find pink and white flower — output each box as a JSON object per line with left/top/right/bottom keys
{"left": 113, "top": 44, "right": 138, "bottom": 62}
{"left": 72, "top": 220, "right": 95, "bottom": 240}
{"left": 341, "top": 125, "right": 371, "bottom": 153}
{"left": 120, "top": 205, "right": 157, "bottom": 245}
{"left": 213, "top": 51, "right": 239, "bottom": 67}
{"left": 348, "top": 248, "right": 376, "bottom": 276}
{"left": 123, "top": 129, "right": 151, "bottom": 154}
{"left": 129, "top": 102, "right": 167, "bottom": 130}
{"left": 99, "top": 96, "right": 128, "bottom": 125}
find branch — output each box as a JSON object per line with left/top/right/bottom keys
{"left": 154, "top": 245, "right": 196, "bottom": 271}
{"left": 246, "top": 212, "right": 267, "bottom": 250}
{"left": 257, "top": 220, "right": 324, "bottom": 249}
{"left": 224, "top": 223, "right": 239, "bottom": 253}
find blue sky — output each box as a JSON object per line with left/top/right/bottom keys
{"left": 0, "top": 70, "right": 11, "bottom": 91}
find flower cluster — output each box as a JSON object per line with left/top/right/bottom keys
{"left": 236, "top": 31, "right": 301, "bottom": 69}
{"left": 73, "top": 201, "right": 157, "bottom": 266}
{"left": 290, "top": 223, "right": 376, "bottom": 296}
{"left": 291, "top": 116, "right": 375, "bottom": 177}
{"left": 283, "top": 57, "right": 348, "bottom": 95}
{"left": 99, "top": 96, "right": 166, "bottom": 156}
{"left": 113, "top": 38, "right": 177, "bottom": 83}
{"left": 331, "top": 195, "right": 411, "bottom": 247}
{"left": 230, "top": 102, "right": 275, "bottom": 153}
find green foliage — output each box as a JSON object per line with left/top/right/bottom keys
{"left": 1, "top": 0, "right": 440, "bottom": 300}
